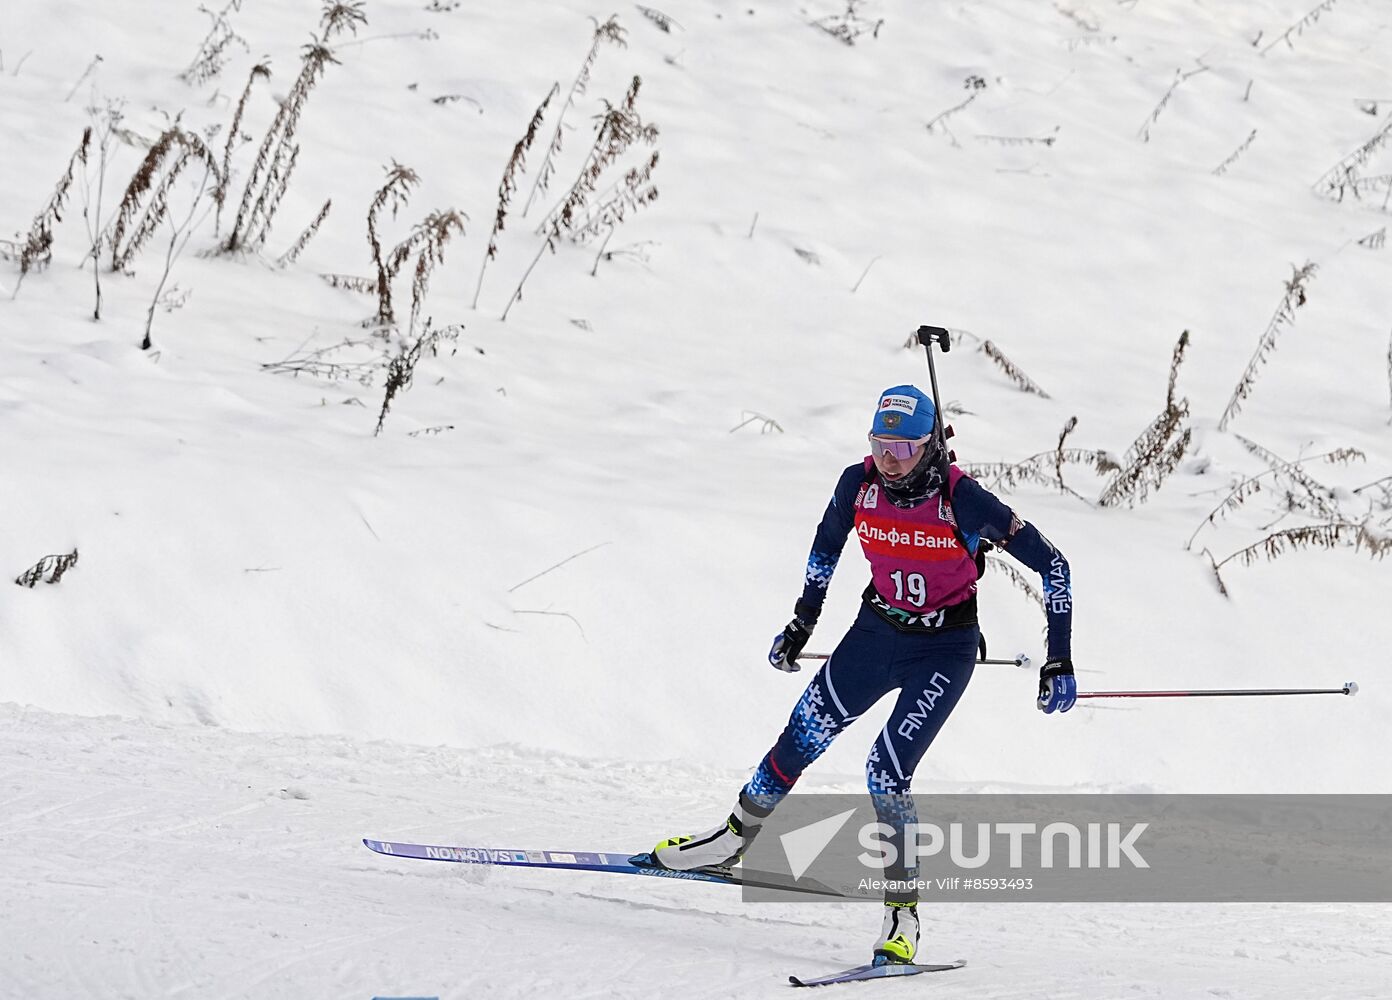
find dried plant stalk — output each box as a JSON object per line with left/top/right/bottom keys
{"left": 963, "top": 428, "right": 1116, "bottom": 495}
{"left": 262, "top": 337, "right": 377, "bottom": 384}
{"left": 366, "top": 161, "right": 420, "bottom": 327}
{"left": 375, "top": 320, "right": 460, "bottom": 436}
{"left": 222, "top": 2, "right": 362, "bottom": 253}
{"left": 1216, "top": 520, "right": 1391, "bottom": 576}
{"left": 79, "top": 103, "right": 124, "bottom": 320}
{"left": 1213, "top": 129, "right": 1257, "bottom": 176}
{"left": 636, "top": 5, "right": 681, "bottom": 32}
{"left": 1164, "top": 328, "right": 1189, "bottom": 410}
{"left": 980, "top": 339, "right": 1050, "bottom": 397}
{"left": 974, "top": 129, "right": 1059, "bottom": 147}
{"left": 505, "top": 75, "right": 659, "bottom": 320}
{"left": 963, "top": 457, "right": 1061, "bottom": 492}
{"left": 473, "top": 83, "right": 558, "bottom": 308}
{"left": 179, "top": 0, "right": 248, "bottom": 85}
{"left": 1188, "top": 475, "right": 1268, "bottom": 549}
{"left": 1054, "top": 416, "right": 1078, "bottom": 491}
{"left": 1339, "top": 173, "right": 1392, "bottom": 204}
{"left": 217, "top": 61, "right": 271, "bottom": 234}
{"left": 1098, "top": 415, "right": 1190, "bottom": 507}
{"left": 142, "top": 158, "right": 217, "bottom": 351}
{"left": 110, "top": 128, "right": 186, "bottom": 270}
{"left": 1138, "top": 63, "right": 1209, "bottom": 142}
{"left": 1188, "top": 452, "right": 1392, "bottom": 588}
{"left": 362, "top": 173, "right": 464, "bottom": 336}
{"left": 320, "top": 1, "right": 368, "bottom": 38}
{"left": 1261, "top": 0, "right": 1341, "bottom": 55}
{"left": 1234, "top": 435, "right": 1341, "bottom": 520}
{"left": 539, "top": 75, "right": 657, "bottom": 235}
{"left": 108, "top": 126, "right": 220, "bottom": 274}
{"left": 1354, "top": 474, "right": 1392, "bottom": 507}
{"left": 64, "top": 55, "right": 103, "bottom": 104}
{"left": 925, "top": 76, "right": 986, "bottom": 144}
{"left": 1201, "top": 548, "right": 1230, "bottom": 597}
{"left": 520, "top": 15, "right": 626, "bottom": 219}
{"left": 403, "top": 209, "right": 467, "bottom": 337}
{"left": 570, "top": 150, "right": 660, "bottom": 249}
{"left": 1099, "top": 331, "right": 1191, "bottom": 507}
{"left": 1185, "top": 444, "right": 1363, "bottom": 550}
{"left": 1314, "top": 116, "right": 1392, "bottom": 201}
{"left": 1218, "top": 263, "right": 1316, "bottom": 431}
{"left": 812, "top": 0, "right": 884, "bottom": 46}
{"left": 277, "top": 198, "right": 331, "bottom": 267}
{"left": 321, "top": 272, "right": 376, "bottom": 294}
{"left": 15, "top": 549, "right": 80, "bottom": 587}
{"left": 11, "top": 127, "right": 91, "bottom": 294}
{"left": 243, "top": 142, "right": 302, "bottom": 250}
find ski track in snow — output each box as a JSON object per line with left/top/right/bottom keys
{"left": 1, "top": 704, "right": 1387, "bottom": 998}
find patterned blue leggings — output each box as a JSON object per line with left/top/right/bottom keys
{"left": 746, "top": 604, "right": 979, "bottom": 801}
{"left": 743, "top": 605, "right": 978, "bottom": 897}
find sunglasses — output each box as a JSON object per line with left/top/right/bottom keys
{"left": 868, "top": 434, "right": 933, "bottom": 460}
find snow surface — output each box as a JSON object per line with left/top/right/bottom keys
{"left": 1, "top": 0, "right": 1390, "bottom": 995}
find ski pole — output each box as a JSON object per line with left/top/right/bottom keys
{"left": 1076, "top": 682, "right": 1358, "bottom": 701}
{"left": 914, "top": 325, "right": 952, "bottom": 460}
{"left": 803, "top": 652, "right": 1032, "bottom": 668}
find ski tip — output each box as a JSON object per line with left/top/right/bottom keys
{"left": 788, "top": 976, "right": 806, "bottom": 987}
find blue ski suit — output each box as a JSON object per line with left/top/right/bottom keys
{"left": 742, "top": 460, "right": 1072, "bottom": 900}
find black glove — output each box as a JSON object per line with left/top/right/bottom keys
{"left": 768, "top": 602, "right": 819, "bottom": 673}
{"left": 1037, "top": 658, "right": 1077, "bottom": 714}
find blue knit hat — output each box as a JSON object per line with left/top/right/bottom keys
{"left": 870, "top": 385, "right": 937, "bottom": 438}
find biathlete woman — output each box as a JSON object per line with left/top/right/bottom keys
{"left": 650, "top": 384, "right": 1076, "bottom": 965}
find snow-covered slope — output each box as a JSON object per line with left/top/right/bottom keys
{"left": 4, "top": 702, "right": 1389, "bottom": 999}
{"left": 3, "top": 0, "right": 1387, "bottom": 789}
{"left": 2, "top": 0, "right": 1390, "bottom": 994}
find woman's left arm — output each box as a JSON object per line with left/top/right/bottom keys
{"left": 950, "top": 474, "right": 1072, "bottom": 663}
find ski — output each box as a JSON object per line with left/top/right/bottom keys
{"left": 362, "top": 840, "right": 842, "bottom": 897}
{"left": 789, "top": 959, "right": 966, "bottom": 988}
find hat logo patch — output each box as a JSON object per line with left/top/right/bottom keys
{"left": 882, "top": 412, "right": 903, "bottom": 429}
{"left": 879, "top": 394, "right": 917, "bottom": 415}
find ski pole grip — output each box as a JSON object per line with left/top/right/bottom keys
{"left": 916, "top": 324, "right": 951, "bottom": 353}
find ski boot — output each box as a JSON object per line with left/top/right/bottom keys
{"left": 872, "top": 901, "right": 919, "bottom": 966}
{"left": 650, "top": 794, "right": 767, "bottom": 871}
